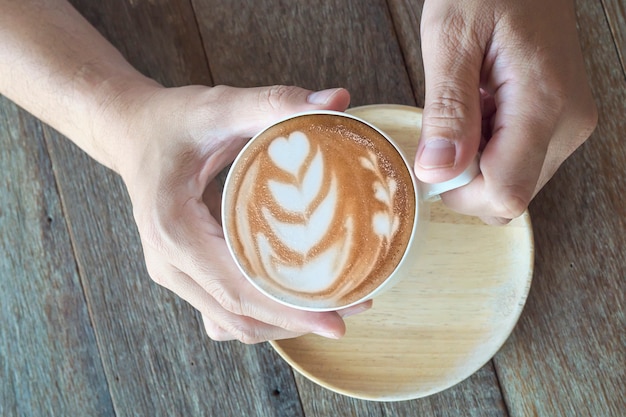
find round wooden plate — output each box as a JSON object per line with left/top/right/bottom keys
{"left": 269, "top": 104, "right": 534, "bottom": 401}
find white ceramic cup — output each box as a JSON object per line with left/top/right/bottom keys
{"left": 222, "top": 110, "right": 478, "bottom": 311}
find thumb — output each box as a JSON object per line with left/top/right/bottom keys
{"left": 191, "top": 85, "right": 350, "bottom": 192}
{"left": 415, "top": 8, "right": 483, "bottom": 184}
{"left": 210, "top": 85, "right": 351, "bottom": 139}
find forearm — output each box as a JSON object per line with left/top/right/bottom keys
{"left": 0, "top": 0, "right": 160, "bottom": 174}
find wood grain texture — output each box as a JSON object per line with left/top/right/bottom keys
{"left": 46, "top": 128, "right": 264, "bottom": 416}
{"left": 192, "top": 0, "right": 415, "bottom": 106}
{"left": 387, "top": 0, "right": 426, "bottom": 107}
{"left": 492, "top": 0, "right": 626, "bottom": 416}
{"left": 601, "top": 0, "right": 626, "bottom": 73}
{"left": 43, "top": 0, "right": 304, "bottom": 415}
{"left": 68, "top": 0, "right": 212, "bottom": 87}
{"left": 0, "top": 97, "right": 114, "bottom": 416}
{"left": 2, "top": 0, "right": 623, "bottom": 415}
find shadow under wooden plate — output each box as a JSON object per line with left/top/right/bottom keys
{"left": 269, "top": 105, "right": 534, "bottom": 401}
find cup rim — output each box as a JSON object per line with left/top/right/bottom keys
{"left": 222, "top": 110, "right": 420, "bottom": 312}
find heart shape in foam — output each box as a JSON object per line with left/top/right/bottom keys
{"left": 268, "top": 131, "right": 310, "bottom": 177}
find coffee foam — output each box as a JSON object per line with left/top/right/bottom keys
{"left": 224, "top": 113, "right": 416, "bottom": 309}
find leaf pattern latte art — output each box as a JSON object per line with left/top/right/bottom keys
{"left": 360, "top": 151, "right": 400, "bottom": 242}
{"left": 253, "top": 132, "right": 402, "bottom": 294}
{"left": 256, "top": 132, "right": 353, "bottom": 292}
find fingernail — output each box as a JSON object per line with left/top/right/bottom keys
{"left": 418, "top": 139, "right": 456, "bottom": 169}
{"left": 307, "top": 88, "right": 339, "bottom": 105}
{"left": 313, "top": 331, "right": 341, "bottom": 339}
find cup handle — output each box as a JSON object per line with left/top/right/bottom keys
{"left": 421, "top": 154, "right": 480, "bottom": 202}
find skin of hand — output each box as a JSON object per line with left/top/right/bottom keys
{"left": 415, "top": 0, "right": 598, "bottom": 224}
{"left": 123, "top": 84, "right": 373, "bottom": 343}
{"left": 0, "top": 0, "right": 370, "bottom": 343}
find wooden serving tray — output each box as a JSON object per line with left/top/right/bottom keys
{"left": 269, "top": 104, "right": 534, "bottom": 401}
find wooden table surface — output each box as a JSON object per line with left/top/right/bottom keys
{"left": 1, "top": 1, "right": 624, "bottom": 416}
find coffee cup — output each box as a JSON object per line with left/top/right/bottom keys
{"left": 222, "top": 110, "right": 478, "bottom": 311}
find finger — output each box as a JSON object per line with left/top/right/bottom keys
{"left": 147, "top": 211, "right": 372, "bottom": 342}
{"left": 207, "top": 85, "right": 351, "bottom": 140}
{"left": 172, "top": 231, "right": 372, "bottom": 341}
{"left": 201, "top": 314, "right": 234, "bottom": 342}
{"left": 189, "top": 85, "right": 351, "bottom": 187}
{"left": 202, "top": 314, "right": 304, "bottom": 344}
{"left": 163, "top": 228, "right": 352, "bottom": 338}
{"left": 156, "top": 262, "right": 311, "bottom": 343}
{"left": 439, "top": 80, "right": 557, "bottom": 219}
{"left": 415, "top": 6, "right": 485, "bottom": 184}
{"left": 146, "top": 178, "right": 353, "bottom": 341}
{"left": 197, "top": 239, "right": 348, "bottom": 336}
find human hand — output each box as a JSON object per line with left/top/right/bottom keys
{"left": 1, "top": 0, "right": 372, "bottom": 343}
{"left": 112, "top": 84, "right": 371, "bottom": 343}
{"left": 415, "top": 0, "right": 597, "bottom": 224}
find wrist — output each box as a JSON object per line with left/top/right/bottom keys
{"left": 86, "top": 71, "right": 164, "bottom": 176}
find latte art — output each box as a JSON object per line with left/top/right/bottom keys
{"left": 260, "top": 131, "right": 357, "bottom": 293}
{"left": 223, "top": 113, "right": 416, "bottom": 309}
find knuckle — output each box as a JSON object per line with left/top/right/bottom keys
{"left": 210, "top": 285, "right": 245, "bottom": 316}
{"left": 257, "top": 85, "right": 296, "bottom": 112}
{"left": 144, "top": 262, "right": 168, "bottom": 287}
{"left": 230, "top": 323, "right": 264, "bottom": 345}
{"left": 148, "top": 272, "right": 168, "bottom": 288}
{"left": 141, "top": 225, "right": 166, "bottom": 254}
{"left": 135, "top": 208, "right": 176, "bottom": 257}
{"left": 202, "top": 85, "right": 236, "bottom": 117}
{"left": 205, "top": 84, "right": 231, "bottom": 103}
{"left": 496, "top": 191, "right": 529, "bottom": 219}
{"left": 203, "top": 321, "right": 232, "bottom": 342}
{"left": 423, "top": 87, "right": 476, "bottom": 138}
{"left": 427, "top": 92, "right": 472, "bottom": 122}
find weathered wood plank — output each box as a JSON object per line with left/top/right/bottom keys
{"left": 292, "top": 373, "right": 388, "bottom": 416}
{"left": 601, "top": 0, "right": 626, "bottom": 74}
{"left": 193, "top": 0, "right": 415, "bottom": 106}
{"left": 492, "top": 0, "right": 626, "bottom": 415}
{"left": 387, "top": 0, "right": 426, "bottom": 107}
{"left": 44, "top": 0, "right": 304, "bottom": 415}
{"left": 68, "top": 0, "right": 212, "bottom": 87}
{"left": 0, "top": 97, "right": 115, "bottom": 416}
{"left": 8, "top": 0, "right": 621, "bottom": 414}
{"left": 192, "top": 0, "right": 510, "bottom": 414}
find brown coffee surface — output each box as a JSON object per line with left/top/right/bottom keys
{"left": 223, "top": 113, "right": 416, "bottom": 309}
